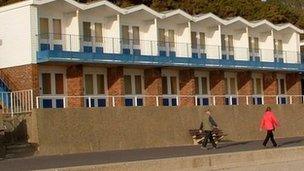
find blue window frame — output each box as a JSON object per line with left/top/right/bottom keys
{"left": 84, "top": 46, "right": 93, "bottom": 53}
{"left": 54, "top": 44, "right": 63, "bottom": 51}
{"left": 96, "top": 47, "right": 104, "bottom": 54}
{"left": 42, "top": 99, "right": 52, "bottom": 108}
{"left": 40, "top": 44, "right": 50, "bottom": 51}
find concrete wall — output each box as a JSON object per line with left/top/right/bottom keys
{"left": 28, "top": 104, "right": 304, "bottom": 155}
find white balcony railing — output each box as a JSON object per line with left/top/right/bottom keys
{"left": 37, "top": 34, "right": 302, "bottom": 64}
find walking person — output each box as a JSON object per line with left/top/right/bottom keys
{"left": 200, "top": 109, "right": 217, "bottom": 150}
{"left": 260, "top": 107, "right": 279, "bottom": 147}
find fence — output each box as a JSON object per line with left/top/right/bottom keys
{"left": 37, "top": 33, "right": 301, "bottom": 64}
{"left": 35, "top": 94, "right": 304, "bottom": 109}
{"left": 0, "top": 90, "right": 33, "bottom": 116}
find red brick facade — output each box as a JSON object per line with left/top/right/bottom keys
{"left": 286, "top": 73, "right": 302, "bottom": 104}
{"left": 237, "top": 71, "right": 253, "bottom": 105}
{"left": 144, "top": 68, "right": 162, "bottom": 106}
{"left": 0, "top": 64, "right": 39, "bottom": 108}
{"left": 210, "top": 70, "right": 226, "bottom": 105}
{"left": 179, "top": 69, "right": 195, "bottom": 106}
{"left": 107, "top": 67, "right": 124, "bottom": 107}
{"left": 263, "top": 72, "right": 278, "bottom": 104}
{"left": 66, "top": 65, "right": 84, "bottom": 108}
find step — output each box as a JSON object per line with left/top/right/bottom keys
{"left": 3, "top": 143, "right": 37, "bottom": 159}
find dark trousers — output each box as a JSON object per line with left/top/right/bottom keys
{"left": 202, "top": 130, "right": 216, "bottom": 148}
{"left": 263, "top": 130, "right": 277, "bottom": 147}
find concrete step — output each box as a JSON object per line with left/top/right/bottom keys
{"left": 3, "top": 143, "right": 37, "bottom": 159}
{"left": 45, "top": 146, "right": 304, "bottom": 171}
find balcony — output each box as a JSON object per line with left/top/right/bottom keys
{"left": 36, "top": 34, "right": 303, "bottom": 71}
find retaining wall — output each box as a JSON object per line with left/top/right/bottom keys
{"left": 27, "top": 104, "right": 304, "bottom": 155}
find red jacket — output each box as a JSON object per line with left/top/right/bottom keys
{"left": 260, "top": 111, "right": 279, "bottom": 131}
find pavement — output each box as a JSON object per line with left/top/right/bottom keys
{"left": 0, "top": 137, "right": 304, "bottom": 171}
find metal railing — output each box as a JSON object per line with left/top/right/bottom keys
{"left": 36, "top": 33, "right": 302, "bottom": 64}
{"left": 35, "top": 94, "right": 304, "bottom": 109}
{"left": 0, "top": 90, "right": 33, "bottom": 116}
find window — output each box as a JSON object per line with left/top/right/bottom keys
{"left": 97, "top": 74, "right": 105, "bottom": 94}
{"left": 230, "top": 78, "right": 236, "bottom": 94}
{"left": 199, "top": 32, "right": 205, "bottom": 49}
{"left": 195, "top": 77, "right": 208, "bottom": 95}
{"left": 255, "top": 78, "right": 262, "bottom": 95}
{"left": 168, "top": 30, "right": 175, "bottom": 47}
{"left": 201, "top": 77, "right": 208, "bottom": 94}
{"left": 225, "top": 77, "right": 237, "bottom": 95}
{"left": 191, "top": 32, "right": 197, "bottom": 49}
{"left": 195, "top": 77, "right": 199, "bottom": 94}
{"left": 170, "top": 76, "right": 177, "bottom": 94}
{"left": 53, "top": 19, "right": 62, "bottom": 40}
{"left": 42, "top": 73, "right": 51, "bottom": 94}
{"left": 279, "top": 78, "right": 286, "bottom": 94}
{"left": 249, "top": 37, "right": 252, "bottom": 52}
{"left": 55, "top": 74, "right": 64, "bottom": 94}
{"left": 158, "top": 29, "right": 166, "bottom": 47}
{"left": 83, "top": 22, "right": 91, "bottom": 42}
{"left": 40, "top": 18, "right": 49, "bottom": 39}
{"left": 254, "top": 37, "right": 259, "bottom": 51}
{"left": 132, "top": 26, "right": 140, "bottom": 45}
{"left": 95, "top": 23, "right": 103, "bottom": 43}
{"left": 85, "top": 74, "right": 94, "bottom": 95}
{"left": 124, "top": 75, "right": 132, "bottom": 95}
{"left": 221, "top": 34, "right": 226, "bottom": 50}
{"left": 162, "top": 77, "right": 168, "bottom": 94}
{"left": 228, "top": 35, "right": 233, "bottom": 51}
{"left": 122, "top": 25, "right": 129, "bottom": 45}
{"left": 135, "top": 75, "right": 142, "bottom": 94}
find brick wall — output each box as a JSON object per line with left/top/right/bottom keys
{"left": 66, "top": 65, "right": 84, "bottom": 108}
{"left": 210, "top": 70, "right": 225, "bottom": 105}
{"left": 179, "top": 69, "right": 195, "bottom": 106}
{"left": 286, "top": 73, "right": 302, "bottom": 104}
{"left": 237, "top": 71, "right": 253, "bottom": 105}
{"left": 0, "top": 64, "right": 39, "bottom": 108}
{"left": 107, "top": 67, "right": 124, "bottom": 107}
{"left": 144, "top": 68, "right": 162, "bottom": 106}
{"left": 263, "top": 72, "right": 277, "bottom": 104}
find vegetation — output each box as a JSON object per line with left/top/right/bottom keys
{"left": 2, "top": 0, "right": 304, "bottom": 29}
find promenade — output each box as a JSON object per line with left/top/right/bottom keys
{"left": 0, "top": 137, "right": 304, "bottom": 171}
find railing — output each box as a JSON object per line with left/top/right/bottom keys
{"left": 35, "top": 94, "right": 304, "bottom": 109}
{"left": 36, "top": 33, "right": 302, "bottom": 67}
{"left": 0, "top": 90, "right": 33, "bottom": 116}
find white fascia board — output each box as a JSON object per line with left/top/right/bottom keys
{"left": 83, "top": 0, "right": 124, "bottom": 13}
{"left": 125, "top": 4, "right": 163, "bottom": 18}
{"left": 194, "top": 13, "right": 225, "bottom": 24}
{"left": 225, "top": 16, "right": 252, "bottom": 27}
{"left": 276, "top": 23, "right": 304, "bottom": 34}
{"left": 162, "top": 9, "right": 194, "bottom": 21}
{"left": 0, "top": 0, "right": 34, "bottom": 13}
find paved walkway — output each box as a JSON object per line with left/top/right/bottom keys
{"left": 0, "top": 137, "right": 304, "bottom": 171}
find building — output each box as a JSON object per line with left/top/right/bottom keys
{"left": 0, "top": 0, "right": 304, "bottom": 111}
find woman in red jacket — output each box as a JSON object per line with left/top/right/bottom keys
{"left": 260, "top": 107, "right": 279, "bottom": 147}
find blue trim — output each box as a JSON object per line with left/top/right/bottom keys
{"left": 84, "top": 46, "right": 93, "bottom": 53}
{"left": 54, "top": 44, "right": 63, "bottom": 51}
{"left": 40, "top": 44, "right": 50, "bottom": 51}
{"left": 96, "top": 47, "right": 104, "bottom": 54}
{"left": 36, "top": 50, "right": 304, "bottom": 72}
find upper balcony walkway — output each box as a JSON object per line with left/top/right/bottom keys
{"left": 36, "top": 34, "right": 304, "bottom": 72}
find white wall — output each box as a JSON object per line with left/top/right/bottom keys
{"left": 259, "top": 30, "right": 274, "bottom": 62}
{"left": 158, "top": 19, "right": 191, "bottom": 58}
{"left": 0, "top": 5, "right": 37, "bottom": 69}
{"left": 221, "top": 26, "right": 249, "bottom": 60}
{"left": 191, "top": 23, "right": 221, "bottom": 59}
